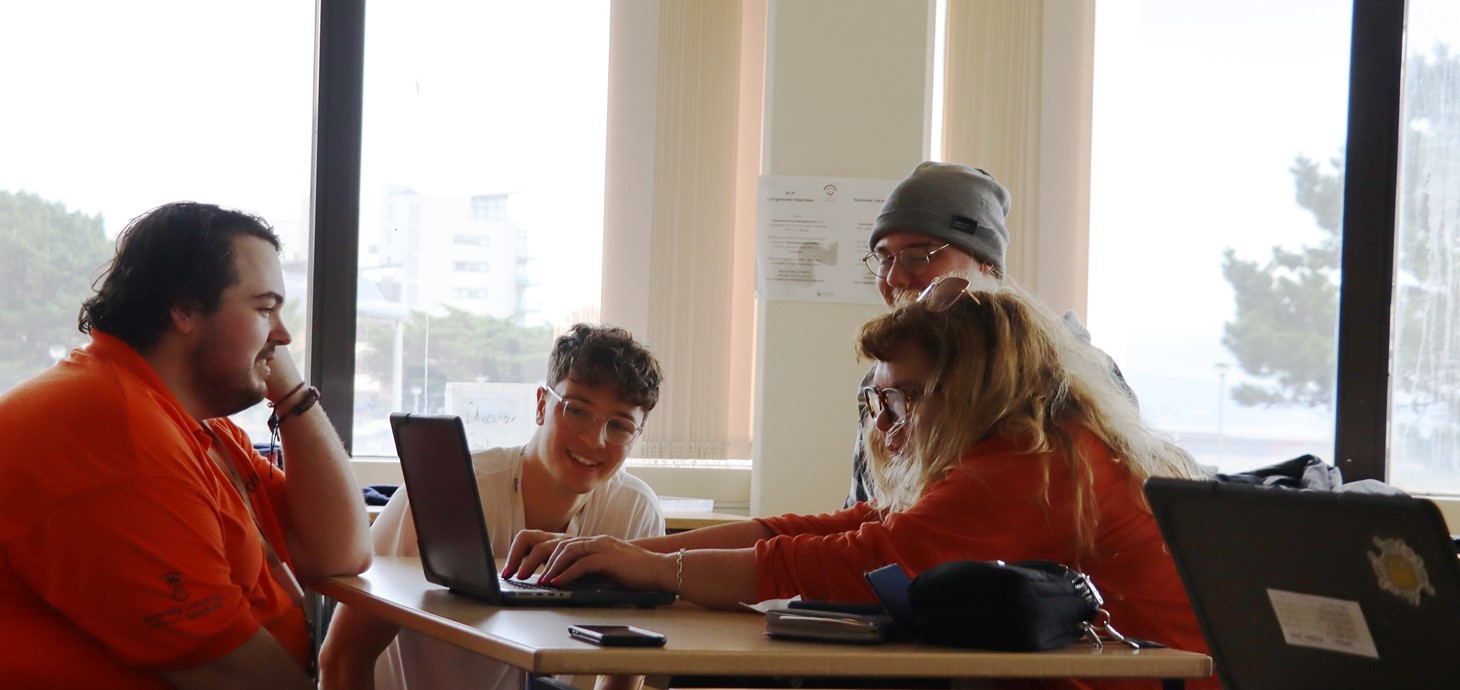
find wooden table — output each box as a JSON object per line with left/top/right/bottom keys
{"left": 663, "top": 509, "right": 750, "bottom": 533}
{"left": 314, "top": 557, "right": 1212, "bottom": 689}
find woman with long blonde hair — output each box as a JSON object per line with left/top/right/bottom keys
{"left": 861, "top": 277, "right": 1206, "bottom": 552}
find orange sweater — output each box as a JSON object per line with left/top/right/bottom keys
{"left": 754, "top": 431, "right": 1216, "bottom": 690}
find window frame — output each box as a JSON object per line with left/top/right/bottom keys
{"left": 309, "top": 0, "right": 367, "bottom": 450}
{"left": 1333, "top": 0, "right": 1405, "bottom": 482}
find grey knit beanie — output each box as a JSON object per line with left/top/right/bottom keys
{"left": 869, "top": 162, "right": 1011, "bottom": 273}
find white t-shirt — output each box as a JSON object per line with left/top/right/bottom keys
{"left": 368, "top": 446, "right": 665, "bottom": 690}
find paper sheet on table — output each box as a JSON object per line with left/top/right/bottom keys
{"left": 742, "top": 596, "right": 801, "bottom": 613}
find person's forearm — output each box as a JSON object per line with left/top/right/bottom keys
{"left": 673, "top": 548, "right": 760, "bottom": 610}
{"left": 632, "top": 520, "right": 774, "bottom": 553}
{"left": 319, "top": 603, "right": 400, "bottom": 690}
{"left": 161, "top": 627, "right": 315, "bottom": 690}
{"left": 278, "top": 399, "right": 371, "bottom": 582}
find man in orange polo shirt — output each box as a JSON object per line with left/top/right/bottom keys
{"left": 0, "top": 202, "right": 372, "bottom": 689}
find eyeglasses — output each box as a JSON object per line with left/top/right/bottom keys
{"left": 541, "top": 386, "right": 644, "bottom": 446}
{"left": 862, "top": 243, "right": 953, "bottom": 278}
{"left": 862, "top": 385, "right": 920, "bottom": 434}
{"left": 916, "top": 275, "right": 979, "bottom": 311}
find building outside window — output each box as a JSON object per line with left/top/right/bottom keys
{"left": 471, "top": 193, "right": 509, "bottom": 221}
{"left": 351, "top": 0, "right": 609, "bottom": 455}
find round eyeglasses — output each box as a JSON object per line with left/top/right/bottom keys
{"left": 541, "top": 386, "right": 644, "bottom": 446}
{"left": 862, "top": 385, "right": 920, "bottom": 433}
{"left": 862, "top": 243, "right": 953, "bottom": 278}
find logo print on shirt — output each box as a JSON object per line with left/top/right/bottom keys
{"left": 161, "top": 571, "right": 190, "bottom": 601}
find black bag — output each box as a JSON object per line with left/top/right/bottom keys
{"left": 906, "top": 559, "right": 1102, "bottom": 651}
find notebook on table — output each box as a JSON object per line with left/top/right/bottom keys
{"left": 1144, "top": 477, "right": 1460, "bottom": 689}
{"left": 389, "top": 412, "right": 677, "bottom": 607}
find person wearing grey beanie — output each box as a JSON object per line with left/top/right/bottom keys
{"left": 862, "top": 162, "right": 1010, "bottom": 306}
{"left": 869, "top": 162, "right": 1010, "bottom": 281}
{"left": 846, "top": 162, "right": 1134, "bottom": 508}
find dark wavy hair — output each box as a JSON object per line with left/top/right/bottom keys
{"left": 78, "top": 202, "right": 280, "bottom": 354}
{"left": 547, "top": 323, "right": 663, "bottom": 413}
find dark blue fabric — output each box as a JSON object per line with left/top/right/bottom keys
{"left": 362, "top": 484, "right": 398, "bottom": 506}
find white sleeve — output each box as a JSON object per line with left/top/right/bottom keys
{"left": 370, "top": 488, "right": 421, "bottom": 557}
{"left": 573, "top": 471, "right": 665, "bottom": 541}
{"left": 612, "top": 472, "right": 666, "bottom": 539}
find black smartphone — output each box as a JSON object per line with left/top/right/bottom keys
{"left": 567, "top": 624, "right": 667, "bottom": 647}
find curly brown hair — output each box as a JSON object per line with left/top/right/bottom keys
{"left": 548, "top": 323, "right": 663, "bottom": 413}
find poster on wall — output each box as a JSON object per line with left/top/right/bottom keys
{"left": 755, "top": 174, "right": 897, "bottom": 305}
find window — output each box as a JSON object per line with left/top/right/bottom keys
{"left": 471, "top": 194, "right": 509, "bottom": 221}
{"left": 0, "top": 1, "right": 314, "bottom": 443}
{"left": 451, "top": 287, "right": 490, "bottom": 300}
{"left": 1388, "top": 0, "right": 1460, "bottom": 492}
{"left": 351, "top": 0, "right": 610, "bottom": 455}
{"left": 454, "top": 234, "right": 491, "bottom": 246}
{"left": 1088, "top": 0, "right": 1353, "bottom": 473}
{"left": 24, "top": 2, "right": 1431, "bottom": 514}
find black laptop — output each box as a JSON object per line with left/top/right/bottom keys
{"left": 389, "top": 413, "right": 677, "bottom": 607}
{"left": 1144, "top": 477, "right": 1460, "bottom": 689}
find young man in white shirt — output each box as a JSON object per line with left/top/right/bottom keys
{"left": 320, "top": 323, "right": 666, "bottom": 690}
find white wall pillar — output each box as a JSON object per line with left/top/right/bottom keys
{"left": 752, "top": 0, "right": 935, "bottom": 516}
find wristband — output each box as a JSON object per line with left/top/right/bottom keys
{"left": 268, "top": 386, "right": 321, "bottom": 432}
{"left": 270, "top": 381, "right": 307, "bottom": 408}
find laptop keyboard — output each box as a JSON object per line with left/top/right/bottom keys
{"left": 501, "top": 577, "right": 559, "bottom": 592}
{"left": 502, "top": 574, "right": 623, "bottom": 592}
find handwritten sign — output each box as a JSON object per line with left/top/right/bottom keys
{"left": 444, "top": 382, "right": 538, "bottom": 451}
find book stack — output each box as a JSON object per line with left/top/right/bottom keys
{"left": 763, "top": 601, "right": 896, "bottom": 644}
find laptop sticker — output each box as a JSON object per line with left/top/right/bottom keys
{"left": 1266, "top": 589, "right": 1380, "bottom": 659}
{"left": 1367, "top": 536, "right": 1436, "bottom": 607}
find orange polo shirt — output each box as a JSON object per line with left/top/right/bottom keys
{"left": 0, "top": 332, "right": 308, "bottom": 689}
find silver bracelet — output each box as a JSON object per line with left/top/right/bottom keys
{"left": 675, "top": 548, "right": 685, "bottom": 594}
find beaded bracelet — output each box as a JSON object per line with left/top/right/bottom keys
{"left": 675, "top": 548, "right": 686, "bottom": 595}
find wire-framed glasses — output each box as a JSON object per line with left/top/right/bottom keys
{"left": 916, "top": 275, "right": 979, "bottom": 311}
{"left": 862, "top": 243, "right": 953, "bottom": 278}
{"left": 541, "top": 386, "right": 645, "bottom": 446}
{"left": 862, "top": 385, "right": 920, "bottom": 434}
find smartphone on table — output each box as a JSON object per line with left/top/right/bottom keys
{"left": 568, "top": 624, "right": 667, "bottom": 647}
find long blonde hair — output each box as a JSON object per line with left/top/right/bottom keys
{"left": 855, "top": 284, "right": 1204, "bottom": 554}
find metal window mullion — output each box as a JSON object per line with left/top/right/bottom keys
{"left": 1334, "top": 0, "right": 1407, "bottom": 481}
{"left": 309, "top": 0, "right": 366, "bottom": 453}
